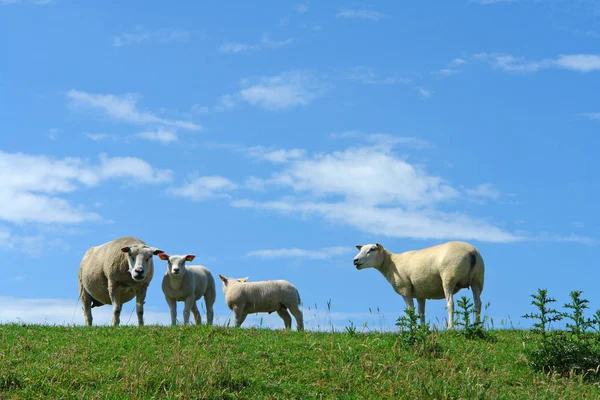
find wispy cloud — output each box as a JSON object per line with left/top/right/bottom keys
{"left": 346, "top": 66, "right": 411, "bottom": 85}
{"left": 243, "top": 146, "right": 306, "bottom": 163}
{"left": 336, "top": 9, "right": 390, "bottom": 21}
{"left": 330, "top": 131, "right": 433, "bottom": 149}
{"left": 417, "top": 88, "right": 433, "bottom": 98}
{"left": 67, "top": 89, "right": 201, "bottom": 131}
{"left": 171, "top": 175, "right": 237, "bottom": 201}
{"left": 433, "top": 58, "right": 468, "bottom": 77}
{"left": 219, "top": 33, "right": 294, "bottom": 54}
{"left": 1, "top": 0, "right": 55, "bottom": 5}
{"left": 0, "top": 151, "right": 171, "bottom": 224}
{"left": 113, "top": 28, "right": 190, "bottom": 47}
{"left": 581, "top": 113, "right": 600, "bottom": 120}
{"left": 246, "top": 246, "right": 352, "bottom": 260}
{"left": 198, "top": 71, "right": 328, "bottom": 112}
{"left": 473, "top": 53, "right": 600, "bottom": 73}
{"left": 134, "top": 128, "right": 178, "bottom": 144}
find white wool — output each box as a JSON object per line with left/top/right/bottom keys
{"left": 78, "top": 236, "right": 163, "bottom": 326}
{"left": 353, "top": 241, "right": 485, "bottom": 329}
{"left": 219, "top": 275, "right": 304, "bottom": 331}
{"left": 159, "top": 254, "right": 216, "bottom": 326}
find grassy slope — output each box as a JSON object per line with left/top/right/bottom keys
{"left": 0, "top": 325, "right": 598, "bottom": 399}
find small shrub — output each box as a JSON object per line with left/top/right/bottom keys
{"left": 453, "top": 296, "right": 491, "bottom": 341}
{"left": 523, "top": 289, "right": 600, "bottom": 380}
{"left": 395, "top": 307, "right": 441, "bottom": 355}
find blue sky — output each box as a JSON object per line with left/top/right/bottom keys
{"left": 1, "top": 0, "right": 600, "bottom": 330}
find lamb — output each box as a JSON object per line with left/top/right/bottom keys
{"left": 158, "top": 253, "right": 216, "bottom": 326}
{"left": 78, "top": 236, "right": 164, "bottom": 326}
{"left": 353, "top": 241, "right": 484, "bottom": 329}
{"left": 219, "top": 275, "right": 304, "bottom": 331}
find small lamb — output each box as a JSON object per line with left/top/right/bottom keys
{"left": 219, "top": 275, "right": 304, "bottom": 331}
{"left": 353, "top": 241, "right": 485, "bottom": 329}
{"left": 159, "top": 253, "right": 216, "bottom": 326}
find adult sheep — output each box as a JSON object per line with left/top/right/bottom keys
{"left": 78, "top": 236, "right": 164, "bottom": 326}
{"left": 219, "top": 275, "right": 304, "bottom": 331}
{"left": 353, "top": 241, "right": 484, "bottom": 329}
{"left": 158, "top": 253, "right": 216, "bottom": 326}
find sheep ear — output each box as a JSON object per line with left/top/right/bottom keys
{"left": 219, "top": 274, "right": 228, "bottom": 283}
{"left": 121, "top": 246, "right": 131, "bottom": 253}
{"left": 356, "top": 245, "right": 363, "bottom": 250}
{"left": 184, "top": 254, "right": 195, "bottom": 262}
{"left": 239, "top": 277, "right": 249, "bottom": 283}
{"left": 151, "top": 247, "right": 164, "bottom": 255}
{"left": 158, "top": 253, "right": 170, "bottom": 261}
{"left": 375, "top": 243, "right": 383, "bottom": 251}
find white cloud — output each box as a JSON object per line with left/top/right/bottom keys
{"left": 0, "top": 227, "right": 70, "bottom": 257}
{"left": 418, "top": 88, "right": 433, "bottom": 98}
{"left": 581, "top": 113, "right": 600, "bottom": 120}
{"left": 238, "top": 71, "right": 328, "bottom": 110}
{"left": 465, "top": 183, "right": 504, "bottom": 201}
{"left": 473, "top": 53, "right": 600, "bottom": 73}
{"left": 336, "top": 9, "right": 390, "bottom": 21}
{"left": 195, "top": 71, "right": 326, "bottom": 113}
{"left": 113, "top": 28, "right": 190, "bottom": 47}
{"left": 346, "top": 66, "right": 411, "bottom": 85}
{"left": 219, "top": 33, "right": 293, "bottom": 54}
{"left": 555, "top": 54, "right": 600, "bottom": 72}
{"left": 67, "top": 89, "right": 201, "bottom": 131}
{"left": 48, "top": 128, "right": 60, "bottom": 141}
{"left": 85, "top": 132, "right": 118, "bottom": 141}
{"left": 135, "top": 128, "right": 178, "bottom": 144}
{"left": 0, "top": 151, "right": 172, "bottom": 224}
{"left": 243, "top": 146, "right": 306, "bottom": 163}
{"left": 247, "top": 246, "right": 352, "bottom": 260}
{"left": 171, "top": 175, "right": 237, "bottom": 201}
{"left": 471, "top": 0, "right": 516, "bottom": 4}
{"left": 330, "top": 131, "right": 433, "bottom": 149}
{"left": 219, "top": 42, "right": 261, "bottom": 54}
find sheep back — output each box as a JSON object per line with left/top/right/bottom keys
{"left": 225, "top": 280, "right": 300, "bottom": 314}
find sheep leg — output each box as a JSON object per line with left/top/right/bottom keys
{"left": 80, "top": 288, "right": 94, "bottom": 326}
{"left": 402, "top": 295, "right": 415, "bottom": 310}
{"left": 182, "top": 296, "right": 195, "bottom": 325}
{"left": 288, "top": 305, "right": 304, "bottom": 331}
{"left": 166, "top": 296, "right": 177, "bottom": 326}
{"left": 204, "top": 296, "right": 214, "bottom": 326}
{"left": 191, "top": 302, "right": 201, "bottom": 325}
{"left": 233, "top": 307, "right": 246, "bottom": 327}
{"left": 276, "top": 307, "right": 293, "bottom": 330}
{"left": 442, "top": 283, "right": 456, "bottom": 329}
{"left": 417, "top": 298, "right": 426, "bottom": 325}
{"left": 472, "top": 284, "right": 483, "bottom": 324}
{"left": 135, "top": 285, "right": 148, "bottom": 326}
{"left": 108, "top": 284, "right": 123, "bottom": 326}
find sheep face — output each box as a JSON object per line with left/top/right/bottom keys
{"left": 353, "top": 243, "right": 384, "bottom": 270}
{"left": 120, "top": 245, "right": 164, "bottom": 281}
{"left": 158, "top": 254, "right": 195, "bottom": 277}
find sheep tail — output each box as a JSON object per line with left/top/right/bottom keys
{"left": 466, "top": 251, "right": 478, "bottom": 289}
{"left": 297, "top": 291, "right": 302, "bottom": 306}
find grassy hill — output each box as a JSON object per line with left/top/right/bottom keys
{"left": 1, "top": 324, "right": 598, "bottom": 399}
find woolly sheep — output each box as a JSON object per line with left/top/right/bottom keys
{"left": 219, "top": 275, "right": 304, "bottom": 331}
{"left": 158, "top": 253, "right": 216, "bottom": 326}
{"left": 78, "top": 236, "right": 164, "bottom": 326}
{"left": 353, "top": 241, "right": 484, "bottom": 329}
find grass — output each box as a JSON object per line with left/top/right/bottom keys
{"left": 1, "top": 324, "right": 600, "bottom": 399}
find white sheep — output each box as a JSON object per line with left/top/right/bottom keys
{"left": 353, "top": 241, "right": 484, "bottom": 329}
{"left": 78, "top": 236, "right": 164, "bottom": 326}
{"left": 219, "top": 275, "right": 304, "bottom": 331}
{"left": 158, "top": 253, "right": 216, "bottom": 326}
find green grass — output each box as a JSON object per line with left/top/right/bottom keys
{"left": 1, "top": 324, "right": 599, "bottom": 399}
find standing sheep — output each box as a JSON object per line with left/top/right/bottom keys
{"left": 158, "top": 253, "right": 216, "bottom": 326}
{"left": 219, "top": 275, "right": 304, "bottom": 331}
{"left": 78, "top": 236, "right": 164, "bottom": 326}
{"left": 353, "top": 241, "right": 484, "bottom": 329}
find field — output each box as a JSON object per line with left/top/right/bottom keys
{"left": 1, "top": 324, "right": 599, "bottom": 399}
